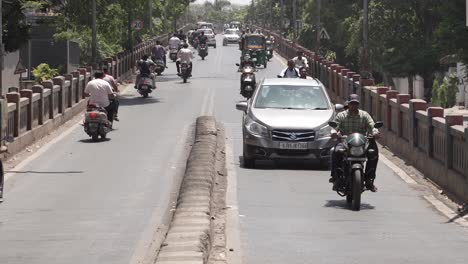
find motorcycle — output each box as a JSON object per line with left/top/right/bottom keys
{"left": 84, "top": 104, "right": 112, "bottom": 142}
{"left": 169, "top": 47, "right": 178, "bottom": 62}
{"left": 153, "top": 58, "right": 165, "bottom": 75}
{"left": 198, "top": 43, "right": 208, "bottom": 60}
{"left": 328, "top": 121, "right": 383, "bottom": 211}
{"left": 0, "top": 136, "right": 14, "bottom": 203}
{"left": 236, "top": 63, "right": 256, "bottom": 98}
{"left": 137, "top": 74, "right": 153, "bottom": 98}
{"left": 266, "top": 40, "right": 273, "bottom": 61}
{"left": 180, "top": 61, "right": 192, "bottom": 83}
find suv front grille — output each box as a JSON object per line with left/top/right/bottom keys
{"left": 272, "top": 130, "right": 315, "bottom": 141}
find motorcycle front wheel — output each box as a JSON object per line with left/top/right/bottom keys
{"left": 351, "top": 170, "right": 362, "bottom": 211}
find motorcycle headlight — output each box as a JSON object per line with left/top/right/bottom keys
{"left": 316, "top": 125, "right": 332, "bottom": 138}
{"left": 245, "top": 116, "right": 269, "bottom": 137}
{"left": 350, "top": 146, "right": 365, "bottom": 156}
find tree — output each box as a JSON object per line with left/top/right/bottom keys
{"left": 3, "top": 0, "right": 30, "bottom": 53}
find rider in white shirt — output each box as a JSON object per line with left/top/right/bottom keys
{"left": 169, "top": 34, "right": 181, "bottom": 50}
{"left": 279, "top": 60, "right": 300, "bottom": 78}
{"left": 176, "top": 43, "right": 194, "bottom": 76}
{"left": 292, "top": 51, "right": 309, "bottom": 69}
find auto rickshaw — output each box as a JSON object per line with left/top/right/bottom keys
{"left": 239, "top": 33, "right": 267, "bottom": 68}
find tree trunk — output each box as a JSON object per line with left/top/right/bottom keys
{"left": 408, "top": 75, "right": 414, "bottom": 98}
{"left": 423, "top": 72, "right": 434, "bottom": 102}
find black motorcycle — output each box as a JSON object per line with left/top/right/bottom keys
{"left": 328, "top": 121, "right": 383, "bottom": 211}
{"left": 198, "top": 43, "right": 208, "bottom": 60}
{"left": 236, "top": 63, "right": 256, "bottom": 98}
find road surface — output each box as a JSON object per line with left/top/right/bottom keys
{"left": 0, "top": 35, "right": 466, "bottom": 264}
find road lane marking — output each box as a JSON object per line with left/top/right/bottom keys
{"left": 225, "top": 133, "right": 243, "bottom": 264}
{"left": 200, "top": 86, "right": 215, "bottom": 116}
{"left": 424, "top": 195, "right": 468, "bottom": 228}
{"left": 379, "top": 154, "right": 417, "bottom": 184}
{"left": 129, "top": 123, "right": 192, "bottom": 264}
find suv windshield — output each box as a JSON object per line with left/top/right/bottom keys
{"left": 225, "top": 29, "right": 239, "bottom": 35}
{"left": 255, "top": 85, "right": 330, "bottom": 110}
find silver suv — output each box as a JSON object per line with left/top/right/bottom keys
{"left": 235, "top": 78, "right": 337, "bottom": 168}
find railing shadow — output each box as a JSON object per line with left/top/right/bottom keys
{"left": 446, "top": 205, "right": 468, "bottom": 224}
{"left": 118, "top": 96, "right": 162, "bottom": 106}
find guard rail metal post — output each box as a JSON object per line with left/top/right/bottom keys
{"left": 444, "top": 115, "right": 463, "bottom": 170}
{"left": 375, "top": 87, "right": 389, "bottom": 122}
{"left": 427, "top": 107, "right": 444, "bottom": 158}
{"left": 64, "top": 74, "right": 74, "bottom": 108}
{"left": 409, "top": 99, "right": 427, "bottom": 148}
{"left": 42, "top": 80, "right": 55, "bottom": 119}
{"left": 19, "top": 90, "right": 33, "bottom": 131}
{"left": 78, "top": 69, "right": 88, "bottom": 99}
{"left": 464, "top": 127, "right": 468, "bottom": 180}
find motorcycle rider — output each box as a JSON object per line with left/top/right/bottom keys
{"left": 238, "top": 54, "right": 256, "bottom": 72}
{"left": 135, "top": 54, "right": 156, "bottom": 89}
{"left": 177, "top": 30, "right": 187, "bottom": 42}
{"left": 169, "top": 34, "right": 181, "bottom": 50}
{"left": 299, "top": 67, "right": 312, "bottom": 79}
{"left": 84, "top": 71, "right": 117, "bottom": 124}
{"left": 279, "top": 60, "right": 300, "bottom": 78}
{"left": 102, "top": 68, "right": 120, "bottom": 121}
{"left": 151, "top": 40, "right": 167, "bottom": 68}
{"left": 176, "top": 43, "right": 193, "bottom": 76}
{"left": 198, "top": 31, "right": 208, "bottom": 46}
{"left": 292, "top": 51, "right": 309, "bottom": 69}
{"left": 330, "top": 94, "right": 380, "bottom": 192}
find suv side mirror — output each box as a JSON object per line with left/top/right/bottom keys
{"left": 236, "top": 63, "right": 240, "bottom": 66}
{"left": 236, "top": 101, "right": 248, "bottom": 112}
{"left": 328, "top": 121, "right": 338, "bottom": 128}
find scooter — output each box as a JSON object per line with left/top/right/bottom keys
{"left": 84, "top": 104, "right": 112, "bottom": 142}
{"left": 169, "top": 47, "right": 178, "bottom": 62}
{"left": 153, "top": 58, "right": 165, "bottom": 75}
{"left": 137, "top": 74, "right": 153, "bottom": 98}
{"left": 180, "top": 61, "right": 192, "bottom": 83}
{"left": 198, "top": 43, "right": 208, "bottom": 60}
{"left": 236, "top": 63, "right": 257, "bottom": 98}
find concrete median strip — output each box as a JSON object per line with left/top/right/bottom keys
{"left": 156, "top": 116, "right": 226, "bottom": 264}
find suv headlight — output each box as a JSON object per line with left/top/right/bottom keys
{"left": 245, "top": 116, "right": 269, "bottom": 137}
{"left": 316, "top": 125, "right": 332, "bottom": 138}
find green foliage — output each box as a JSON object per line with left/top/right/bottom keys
{"left": 3, "top": 0, "right": 30, "bottom": 52}
{"left": 431, "top": 75, "right": 459, "bottom": 108}
{"left": 32, "top": 63, "right": 59, "bottom": 83}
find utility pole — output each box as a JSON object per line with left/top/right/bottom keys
{"left": 292, "top": 0, "right": 297, "bottom": 38}
{"left": 149, "top": 0, "right": 153, "bottom": 35}
{"left": 91, "top": 0, "right": 97, "bottom": 67}
{"left": 316, "top": 0, "right": 321, "bottom": 54}
{"left": 0, "top": 0, "right": 3, "bottom": 96}
{"left": 362, "top": 0, "right": 369, "bottom": 72}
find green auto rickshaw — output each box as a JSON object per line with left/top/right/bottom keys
{"left": 239, "top": 33, "right": 267, "bottom": 68}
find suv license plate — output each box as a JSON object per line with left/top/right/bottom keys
{"left": 279, "top": 142, "right": 308, "bottom": 150}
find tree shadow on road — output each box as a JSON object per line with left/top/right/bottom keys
{"left": 155, "top": 74, "right": 181, "bottom": 83}
{"left": 324, "top": 199, "right": 375, "bottom": 211}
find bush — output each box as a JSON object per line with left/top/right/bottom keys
{"left": 32, "top": 63, "right": 59, "bottom": 84}
{"left": 431, "top": 74, "right": 458, "bottom": 108}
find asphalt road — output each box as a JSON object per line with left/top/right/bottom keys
{"left": 0, "top": 35, "right": 467, "bottom": 264}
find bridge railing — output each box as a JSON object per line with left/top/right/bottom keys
{"left": 0, "top": 25, "right": 193, "bottom": 156}
{"left": 256, "top": 26, "right": 468, "bottom": 204}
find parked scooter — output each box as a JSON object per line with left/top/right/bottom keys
{"left": 198, "top": 43, "right": 208, "bottom": 60}
{"left": 137, "top": 74, "right": 154, "bottom": 98}
{"left": 179, "top": 61, "right": 192, "bottom": 83}
{"left": 236, "top": 63, "right": 257, "bottom": 98}
{"left": 84, "top": 104, "right": 112, "bottom": 142}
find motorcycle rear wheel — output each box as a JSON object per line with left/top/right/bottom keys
{"left": 351, "top": 170, "right": 362, "bottom": 211}
{"left": 92, "top": 134, "right": 99, "bottom": 142}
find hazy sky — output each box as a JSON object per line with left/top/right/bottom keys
{"left": 194, "top": 0, "right": 251, "bottom": 6}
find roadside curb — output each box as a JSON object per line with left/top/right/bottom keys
{"left": 156, "top": 116, "right": 220, "bottom": 264}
